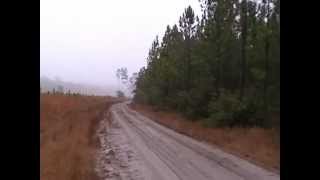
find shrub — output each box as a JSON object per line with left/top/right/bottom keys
{"left": 176, "top": 91, "right": 190, "bottom": 112}
{"left": 206, "top": 93, "right": 239, "bottom": 127}
{"left": 206, "top": 92, "right": 259, "bottom": 127}
{"left": 116, "top": 90, "right": 125, "bottom": 98}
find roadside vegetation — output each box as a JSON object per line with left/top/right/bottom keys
{"left": 131, "top": 0, "right": 280, "bottom": 170}
{"left": 130, "top": 103, "right": 279, "bottom": 171}
{"left": 133, "top": 0, "right": 280, "bottom": 129}
{"left": 40, "top": 93, "right": 118, "bottom": 180}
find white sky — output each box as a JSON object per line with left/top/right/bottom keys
{"left": 40, "top": 0, "right": 201, "bottom": 87}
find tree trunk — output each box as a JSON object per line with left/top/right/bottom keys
{"left": 239, "top": 0, "right": 247, "bottom": 101}
{"left": 263, "top": 0, "right": 271, "bottom": 123}
{"left": 185, "top": 35, "right": 193, "bottom": 93}
{"left": 216, "top": 46, "right": 222, "bottom": 98}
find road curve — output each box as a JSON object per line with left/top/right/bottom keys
{"left": 101, "top": 102, "right": 280, "bottom": 180}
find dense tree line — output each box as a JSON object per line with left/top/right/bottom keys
{"left": 134, "top": 0, "right": 279, "bottom": 127}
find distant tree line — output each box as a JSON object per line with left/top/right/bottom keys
{"left": 40, "top": 84, "right": 87, "bottom": 96}
{"left": 133, "top": 0, "right": 279, "bottom": 128}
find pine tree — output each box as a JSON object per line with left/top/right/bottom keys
{"left": 134, "top": 0, "right": 280, "bottom": 127}
{"left": 179, "top": 6, "right": 196, "bottom": 91}
{"left": 239, "top": 0, "right": 248, "bottom": 101}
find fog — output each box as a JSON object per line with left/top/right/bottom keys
{"left": 40, "top": 0, "right": 201, "bottom": 95}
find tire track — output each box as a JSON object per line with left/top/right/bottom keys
{"left": 123, "top": 104, "right": 279, "bottom": 180}
{"left": 103, "top": 102, "right": 280, "bottom": 180}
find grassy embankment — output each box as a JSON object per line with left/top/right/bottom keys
{"left": 40, "top": 94, "right": 119, "bottom": 180}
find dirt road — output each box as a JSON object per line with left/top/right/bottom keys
{"left": 96, "top": 102, "right": 280, "bottom": 180}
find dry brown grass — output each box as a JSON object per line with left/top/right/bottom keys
{"left": 130, "top": 103, "right": 280, "bottom": 172}
{"left": 40, "top": 94, "right": 119, "bottom": 180}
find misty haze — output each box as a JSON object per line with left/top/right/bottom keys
{"left": 41, "top": 0, "right": 279, "bottom": 180}
{"left": 41, "top": 0, "right": 201, "bottom": 96}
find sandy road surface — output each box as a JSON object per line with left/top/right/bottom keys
{"left": 96, "top": 102, "right": 280, "bottom": 180}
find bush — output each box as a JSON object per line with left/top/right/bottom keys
{"left": 148, "top": 86, "right": 163, "bottom": 106}
{"left": 234, "top": 98, "right": 260, "bottom": 126}
{"left": 116, "top": 90, "right": 125, "bottom": 98}
{"left": 133, "top": 89, "right": 148, "bottom": 104}
{"left": 176, "top": 91, "right": 190, "bottom": 112}
{"left": 206, "top": 92, "right": 259, "bottom": 127}
{"left": 171, "top": 89, "right": 208, "bottom": 119}
{"left": 206, "top": 93, "right": 239, "bottom": 127}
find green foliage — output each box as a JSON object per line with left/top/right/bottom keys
{"left": 205, "top": 93, "right": 262, "bottom": 127}
{"left": 134, "top": 0, "right": 280, "bottom": 128}
{"left": 116, "top": 90, "right": 125, "bottom": 98}
{"left": 206, "top": 93, "right": 240, "bottom": 127}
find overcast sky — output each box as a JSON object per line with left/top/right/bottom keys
{"left": 40, "top": 0, "right": 201, "bottom": 87}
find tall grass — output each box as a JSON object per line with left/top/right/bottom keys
{"left": 40, "top": 94, "right": 116, "bottom": 180}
